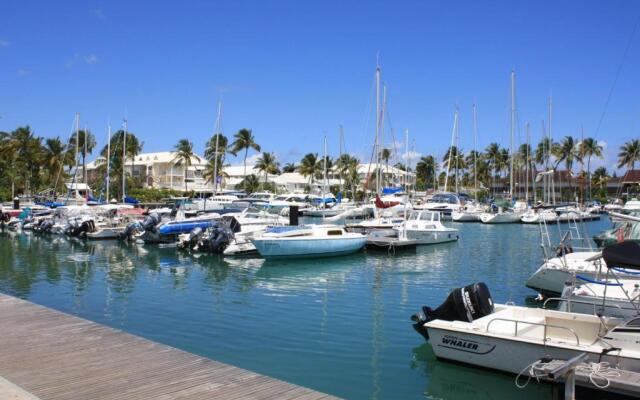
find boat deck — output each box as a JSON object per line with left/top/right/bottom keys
{"left": 0, "top": 293, "right": 338, "bottom": 400}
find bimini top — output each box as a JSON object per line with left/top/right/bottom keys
{"left": 603, "top": 241, "right": 640, "bottom": 270}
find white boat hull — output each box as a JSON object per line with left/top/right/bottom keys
{"left": 404, "top": 229, "right": 459, "bottom": 244}
{"left": 252, "top": 236, "right": 366, "bottom": 259}
{"left": 451, "top": 211, "right": 481, "bottom": 222}
{"left": 480, "top": 212, "right": 521, "bottom": 224}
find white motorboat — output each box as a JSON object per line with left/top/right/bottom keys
{"left": 623, "top": 198, "right": 640, "bottom": 212}
{"left": 251, "top": 224, "right": 367, "bottom": 259}
{"left": 87, "top": 226, "right": 126, "bottom": 240}
{"left": 414, "top": 192, "right": 463, "bottom": 220}
{"left": 557, "top": 278, "right": 640, "bottom": 319}
{"left": 413, "top": 242, "right": 640, "bottom": 376}
{"left": 398, "top": 210, "right": 459, "bottom": 245}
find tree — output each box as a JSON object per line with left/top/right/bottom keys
{"left": 579, "top": 138, "right": 604, "bottom": 200}
{"left": 231, "top": 129, "right": 261, "bottom": 176}
{"left": 379, "top": 148, "right": 392, "bottom": 184}
{"left": 442, "top": 146, "right": 466, "bottom": 191}
{"left": 238, "top": 174, "right": 260, "bottom": 194}
{"left": 618, "top": 139, "right": 640, "bottom": 170}
{"left": 173, "top": 139, "right": 200, "bottom": 192}
{"left": 298, "top": 153, "right": 320, "bottom": 186}
{"left": 8, "top": 126, "right": 43, "bottom": 195}
{"left": 416, "top": 155, "right": 437, "bottom": 189}
{"left": 535, "top": 137, "right": 555, "bottom": 169}
{"left": 204, "top": 133, "right": 229, "bottom": 189}
{"left": 282, "top": 163, "right": 296, "bottom": 173}
{"left": 592, "top": 167, "right": 610, "bottom": 190}
{"left": 255, "top": 152, "right": 280, "bottom": 188}
{"left": 70, "top": 129, "right": 96, "bottom": 184}
{"left": 43, "top": 137, "right": 68, "bottom": 191}
{"left": 99, "top": 130, "right": 143, "bottom": 200}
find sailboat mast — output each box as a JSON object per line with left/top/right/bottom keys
{"left": 455, "top": 113, "right": 459, "bottom": 194}
{"left": 444, "top": 109, "right": 458, "bottom": 192}
{"left": 106, "top": 123, "right": 111, "bottom": 202}
{"left": 380, "top": 85, "right": 387, "bottom": 190}
{"left": 473, "top": 103, "right": 478, "bottom": 201}
{"left": 323, "top": 135, "right": 328, "bottom": 200}
{"left": 339, "top": 125, "right": 344, "bottom": 195}
{"left": 510, "top": 70, "right": 515, "bottom": 200}
{"left": 548, "top": 95, "right": 555, "bottom": 204}
{"left": 375, "top": 65, "right": 381, "bottom": 195}
{"left": 122, "top": 118, "right": 127, "bottom": 202}
{"left": 525, "top": 121, "right": 530, "bottom": 202}
{"left": 212, "top": 99, "right": 222, "bottom": 196}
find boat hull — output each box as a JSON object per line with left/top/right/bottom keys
{"left": 404, "top": 229, "right": 459, "bottom": 244}
{"left": 480, "top": 212, "right": 521, "bottom": 224}
{"left": 252, "top": 237, "right": 366, "bottom": 259}
{"left": 451, "top": 211, "right": 481, "bottom": 222}
{"left": 427, "top": 327, "right": 639, "bottom": 375}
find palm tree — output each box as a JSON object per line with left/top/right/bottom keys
{"left": 442, "top": 146, "right": 466, "bottom": 191}
{"left": 173, "top": 139, "right": 200, "bottom": 192}
{"left": 618, "top": 139, "right": 640, "bottom": 170}
{"left": 231, "top": 129, "right": 261, "bottom": 176}
{"left": 535, "top": 137, "right": 555, "bottom": 169}
{"left": 579, "top": 138, "right": 604, "bottom": 200}
{"left": 43, "top": 137, "right": 67, "bottom": 191}
{"left": 203, "top": 159, "right": 229, "bottom": 186}
{"left": 379, "top": 148, "right": 392, "bottom": 184}
{"left": 204, "top": 133, "right": 229, "bottom": 188}
{"left": 484, "top": 143, "right": 501, "bottom": 194}
{"left": 70, "top": 129, "right": 96, "bottom": 184}
{"left": 238, "top": 174, "right": 260, "bottom": 194}
{"left": 592, "top": 167, "right": 610, "bottom": 191}
{"left": 255, "top": 152, "right": 280, "bottom": 188}
{"left": 298, "top": 153, "right": 319, "bottom": 186}
{"left": 282, "top": 163, "right": 296, "bottom": 173}
{"left": 552, "top": 136, "right": 579, "bottom": 197}
{"left": 416, "top": 155, "right": 437, "bottom": 189}
{"left": 9, "top": 126, "right": 43, "bottom": 195}
{"left": 100, "top": 130, "right": 143, "bottom": 200}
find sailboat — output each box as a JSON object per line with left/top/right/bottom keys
{"left": 480, "top": 71, "right": 526, "bottom": 224}
{"left": 346, "top": 63, "right": 408, "bottom": 233}
{"left": 452, "top": 104, "right": 485, "bottom": 222}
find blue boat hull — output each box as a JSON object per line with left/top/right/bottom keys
{"left": 158, "top": 220, "right": 216, "bottom": 235}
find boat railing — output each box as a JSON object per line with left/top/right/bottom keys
{"left": 486, "top": 317, "right": 581, "bottom": 346}
{"left": 542, "top": 297, "right": 629, "bottom": 314}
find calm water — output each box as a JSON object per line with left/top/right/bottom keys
{"left": 0, "top": 218, "right": 612, "bottom": 400}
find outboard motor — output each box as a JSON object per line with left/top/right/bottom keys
{"left": 141, "top": 212, "right": 161, "bottom": 231}
{"left": 411, "top": 282, "right": 494, "bottom": 340}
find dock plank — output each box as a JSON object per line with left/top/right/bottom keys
{"left": 0, "top": 293, "right": 339, "bottom": 400}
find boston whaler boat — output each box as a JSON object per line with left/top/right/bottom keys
{"left": 411, "top": 241, "right": 640, "bottom": 376}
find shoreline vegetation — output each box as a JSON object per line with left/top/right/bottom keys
{"left": 0, "top": 125, "right": 639, "bottom": 203}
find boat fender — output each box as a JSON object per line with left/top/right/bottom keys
{"left": 411, "top": 282, "right": 494, "bottom": 340}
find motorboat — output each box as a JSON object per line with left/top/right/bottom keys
{"left": 411, "top": 242, "right": 640, "bottom": 376}
{"left": 414, "top": 192, "right": 463, "bottom": 220}
{"left": 556, "top": 277, "right": 640, "bottom": 319}
{"left": 623, "top": 198, "right": 640, "bottom": 213}
{"left": 398, "top": 210, "right": 459, "bottom": 245}
{"left": 251, "top": 224, "right": 367, "bottom": 259}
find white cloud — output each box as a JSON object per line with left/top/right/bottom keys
{"left": 0, "top": 39, "right": 9, "bottom": 47}
{"left": 401, "top": 150, "right": 422, "bottom": 161}
{"left": 66, "top": 53, "right": 99, "bottom": 68}
{"left": 84, "top": 54, "right": 99, "bottom": 64}
{"left": 91, "top": 8, "right": 106, "bottom": 21}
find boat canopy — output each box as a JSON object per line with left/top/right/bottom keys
{"left": 603, "top": 241, "right": 640, "bottom": 270}
{"left": 382, "top": 187, "right": 403, "bottom": 195}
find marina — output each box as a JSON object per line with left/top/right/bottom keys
{"left": 0, "top": 216, "right": 630, "bottom": 399}
{"left": 3, "top": 2, "right": 640, "bottom": 399}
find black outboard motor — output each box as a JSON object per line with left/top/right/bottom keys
{"left": 141, "top": 212, "right": 161, "bottom": 231}
{"left": 411, "top": 282, "right": 494, "bottom": 340}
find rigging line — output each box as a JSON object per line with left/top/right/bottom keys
{"left": 594, "top": 14, "right": 640, "bottom": 139}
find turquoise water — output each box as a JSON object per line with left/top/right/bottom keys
{"left": 0, "top": 218, "right": 611, "bottom": 399}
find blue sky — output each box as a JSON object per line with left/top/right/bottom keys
{"left": 1, "top": 1, "right": 639, "bottom": 171}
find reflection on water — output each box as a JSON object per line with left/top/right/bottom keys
{"left": 0, "top": 219, "right": 611, "bottom": 400}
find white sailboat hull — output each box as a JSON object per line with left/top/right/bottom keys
{"left": 480, "top": 212, "right": 521, "bottom": 224}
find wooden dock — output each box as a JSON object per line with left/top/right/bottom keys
{"left": 0, "top": 293, "right": 338, "bottom": 400}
